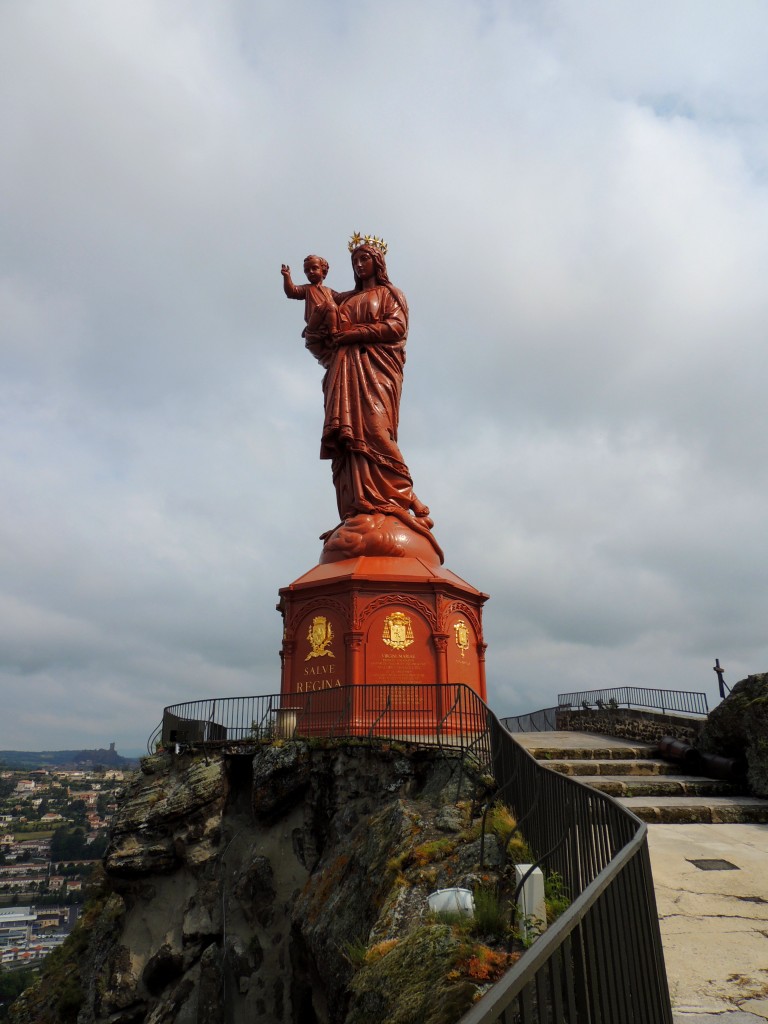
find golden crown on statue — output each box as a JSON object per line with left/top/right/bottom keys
{"left": 348, "top": 232, "right": 388, "bottom": 255}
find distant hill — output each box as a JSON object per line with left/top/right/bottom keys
{"left": 0, "top": 743, "right": 138, "bottom": 771}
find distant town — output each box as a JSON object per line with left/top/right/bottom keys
{"left": 0, "top": 745, "right": 138, "bottom": 978}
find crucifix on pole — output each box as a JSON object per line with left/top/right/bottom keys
{"left": 713, "top": 658, "right": 729, "bottom": 699}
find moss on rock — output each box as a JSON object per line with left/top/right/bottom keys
{"left": 347, "top": 924, "right": 477, "bottom": 1024}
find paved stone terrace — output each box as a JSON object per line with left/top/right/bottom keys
{"left": 512, "top": 731, "right": 768, "bottom": 1023}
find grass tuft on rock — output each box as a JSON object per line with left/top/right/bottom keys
{"left": 472, "top": 885, "right": 509, "bottom": 939}
{"left": 347, "top": 924, "right": 477, "bottom": 1024}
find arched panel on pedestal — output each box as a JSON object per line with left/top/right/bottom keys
{"left": 437, "top": 597, "right": 484, "bottom": 644}
{"left": 282, "top": 595, "right": 349, "bottom": 641}
{"left": 358, "top": 603, "right": 438, "bottom": 730}
{"left": 445, "top": 611, "right": 482, "bottom": 694}
{"left": 289, "top": 606, "right": 347, "bottom": 696}
{"left": 363, "top": 604, "right": 435, "bottom": 687}
{"left": 358, "top": 592, "right": 437, "bottom": 632}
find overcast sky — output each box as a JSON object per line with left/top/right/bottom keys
{"left": 2, "top": 0, "right": 766, "bottom": 753}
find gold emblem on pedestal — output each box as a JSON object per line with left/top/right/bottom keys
{"left": 305, "top": 616, "right": 335, "bottom": 660}
{"left": 382, "top": 611, "right": 414, "bottom": 651}
{"left": 453, "top": 620, "right": 470, "bottom": 658}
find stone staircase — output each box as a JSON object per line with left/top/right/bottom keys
{"left": 520, "top": 734, "right": 768, "bottom": 823}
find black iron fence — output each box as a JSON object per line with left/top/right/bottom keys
{"left": 557, "top": 685, "right": 708, "bottom": 717}
{"left": 455, "top": 716, "right": 672, "bottom": 1023}
{"left": 153, "top": 686, "right": 673, "bottom": 1022}
{"left": 501, "top": 707, "right": 560, "bottom": 733}
{"left": 158, "top": 684, "right": 492, "bottom": 769}
{"left": 500, "top": 686, "right": 708, "bottom": 737}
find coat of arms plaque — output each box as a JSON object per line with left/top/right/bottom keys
{"left": 381, "top": 611, "right": 414, "bottom": 651}
{"left": 305, "top": 615, "right": 335, "bottom": 660}
{"left": 453, "top": 619, "right": 470, "bottom": 657}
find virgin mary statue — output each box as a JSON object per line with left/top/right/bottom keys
{"left": 285, "top": 233, "right": 443, "bottom": 565}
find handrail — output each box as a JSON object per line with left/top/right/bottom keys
{"left": 501, "top": 706, "right": 559, "bottom": 732}
{"left": 458, "top": 815, "right": 657, "bottom": 1023}
{"left": 146, "top": 722, "right": 162, "bottom": 756}
{"left": 502, "top": 688, "right": 709, "bottom": 734}
{"left": 456, "top": 716, "right": 673, "bottom": 1022}
{"left": 367, "top": 689, "right": 393, "bottom": 739}
{"left": 558, "top": 685, "right": 708, "bottom": 716}
{"left": 158, "top": 684, "right": 492, "bottom": 770}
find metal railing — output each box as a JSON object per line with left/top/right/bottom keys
{"left": 500, "top": 707, "right": 560, "bottom": 733}
{"left": 154, "top": 686, "right": 673, "bottom": 1023}
{"left": 558, "top": 685, "right": 708, "bottom": 717}
{"left": 159, "top": 684, "right": 492, "bottom": 769}
{"left": 146, "top": 722, "right": 162, "bottom": 756}
{"left": 500, "top": 687, "right": 708, "bottom": 738}
{"left": 457, "top": 716, "right": 672, "bottom": 1023}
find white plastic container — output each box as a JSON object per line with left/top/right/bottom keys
{"left": 427, "top": 887, "right": 475, "bottom": 917}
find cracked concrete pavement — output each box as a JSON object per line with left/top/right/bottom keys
{"left": 647, "top": 823, "right": 768, "bottom": 1023}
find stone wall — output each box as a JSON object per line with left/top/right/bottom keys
{"left": 556, "top": 707, "right": 705, "bottom": 746}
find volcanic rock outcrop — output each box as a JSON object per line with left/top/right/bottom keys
{"left": 699, "top": 671, "right": 768, "bottom": 796}
{"left": 10, "top": 740, "right": 523, "bottom": 1024}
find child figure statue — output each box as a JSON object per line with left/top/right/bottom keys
{"left": 281, "top": 255, "right": 340, "bottom": 366}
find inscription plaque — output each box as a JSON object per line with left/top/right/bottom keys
{"left": 290, "top": 610, "right": 345, "bottom": 695}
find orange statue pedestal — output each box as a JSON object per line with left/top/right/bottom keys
{"left": 277, "top": 549, "right": 488, "bottom": 737}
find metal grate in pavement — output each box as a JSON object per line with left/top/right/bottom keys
{"left": 687, "top": 858, "right": 739, "bottom": 871}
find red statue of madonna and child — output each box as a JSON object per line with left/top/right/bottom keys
{"left": 282, "top": 233, "right": 443, "bottom": 565}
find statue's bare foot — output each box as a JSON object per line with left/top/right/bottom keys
{"left": 410, "top": 498, "right": 433, "bottom": 530}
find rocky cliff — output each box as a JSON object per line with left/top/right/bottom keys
{"left": 699, "top": 672, "right": 768, "bottom": 795}
{"left": 11, "top": 739, "right": 526, "bottom": 1024}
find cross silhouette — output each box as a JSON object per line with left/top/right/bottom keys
{"left": 713, "top": 658, "right": 729, "bottom": 699}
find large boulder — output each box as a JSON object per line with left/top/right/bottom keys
{"left": 699, "top": 672, "right": 768, "bottom": 796}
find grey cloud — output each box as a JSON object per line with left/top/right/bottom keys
{"left": 1, "top": 0, "right": 766, "bottom": 749}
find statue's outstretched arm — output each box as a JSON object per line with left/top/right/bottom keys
{"left": 281, "top": 264, "right": 305, "bottom": 299}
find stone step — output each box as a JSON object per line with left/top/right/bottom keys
{"left": 515, "top": 731, "right": 768, "bottom": 825}
{"left": 545, "top": 758, "right": 683, "bottom": 777}
{"left": 571, "top": 775, "right": 745, "bottom": 798}
{"left": 619, "top": 795, "right": 768, "bottom": 824}
{"left": 525, "top": 743, "right": 657, "bottom": 762}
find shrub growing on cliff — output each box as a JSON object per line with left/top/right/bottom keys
{"left": 485, "top": 801, "right": 516, "bottom": 841}
{"left": 544, "top": 871, "right": 570, "bottom": 923}
{"left": 472, "top": 885, "right": 508, "bottom": 939}
{"left": 505, "top": 830, "right": 533, "bottom": 864}
{"left": 342, "top": 937, "right": 370, "bottom": 969}
{"left": 365, "top": 939, "right": 400, "bottom": 964}
{"left": 347, "top": 924, "right": 478, "bottom": 1024}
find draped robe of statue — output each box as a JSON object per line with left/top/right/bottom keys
{"left": 317, "top": 282, "right": 427, "bottom": 531}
